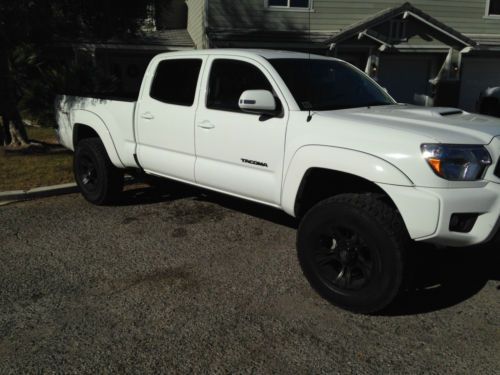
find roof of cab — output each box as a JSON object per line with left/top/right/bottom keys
{"left": 152, "top": 49, "right": 332, "bottom": 61}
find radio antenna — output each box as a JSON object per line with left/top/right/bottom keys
{"left": 306, "top": 1, "right": 313, "bottom": 122}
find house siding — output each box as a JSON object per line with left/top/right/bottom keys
{"left": 208, "top": 0, "right": 500, "bottom": 38}
{"left": 187, "top": 0, "right": 206, "bottom": 48}
{"left": 208, "top": 0, "right": 310, "bottom": 31}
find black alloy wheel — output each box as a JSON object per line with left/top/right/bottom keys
{"left": 74, "top": 137, "right": 124, "bottom": 205}
{"left": 297, "top": 193, "right": 410, "bottom": 314}
{"left": 314, "top": 226, "right": 378, "bottom": 292}
{"left": 76, "top": 154, "right": 99, "bottom": 193}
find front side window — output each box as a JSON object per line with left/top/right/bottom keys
{"left": 267, "top": 0, "right": 311, "bottom": 9}
{"left": 150, "top": 59, "right": 202, "bottom": 106}
{"left": 487, "top": 0, "right": 500, "bottom": 15}
{"left": 207, "top": 59, "right": 273, "bottom": 112}
{"left": 269, "top": 58, "right": 394, "bottom": 111}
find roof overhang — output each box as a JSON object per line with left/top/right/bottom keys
{"left": 53, "top": 29, "right": 195, "bottom": 51}
{"left": 327, "top": 2, "right": 476, "bottom": 51}
{"left": 207, "top": 28, "right": 331, "bottom": 50}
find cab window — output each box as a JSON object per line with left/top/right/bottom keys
{"left": 150, "top": 59, "right": 202, "bottom": 106}
{"left": 207, "top": 59, "right": 273, "bottom": 112}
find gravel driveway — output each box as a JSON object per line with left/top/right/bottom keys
{"left": 1, "top": 183, "right": 499, "bottom": 374}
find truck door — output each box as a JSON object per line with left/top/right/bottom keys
{"left": 194, "top": 56, "right": 288, "bottom": 206}
{"left": 135, "top": 57, "right": 205, "bottom": 182}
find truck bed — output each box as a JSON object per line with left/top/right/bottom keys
{"left": 55, "top": 94, "right": 139, "bottom": 168}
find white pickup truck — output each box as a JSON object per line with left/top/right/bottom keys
{"left": 56, "top": 49, "right": 500, "bottom": 313}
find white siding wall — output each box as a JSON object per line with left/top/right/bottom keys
{"left": 187, "top": 0, "right": 206, "bottom": 48}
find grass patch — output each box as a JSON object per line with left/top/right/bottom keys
{"left": 0, "top": 127, "right": 74, "bottom": 191}
{"left": 28, "top": 126, "right": 60, "bottom": 144}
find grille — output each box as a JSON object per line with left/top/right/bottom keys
{"left": 495, "top": 160, "right": 500, "bottom": 178}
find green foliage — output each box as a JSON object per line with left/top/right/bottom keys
{"left": 19, "top": 49, "right": 119, "bottom": 127}
{"left": 0, "top": 0, "right": 153, "bottom": 127}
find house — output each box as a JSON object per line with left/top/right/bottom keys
{"left": 74, "top": 0, "right": 500, "bottom": 111}
{"left": 198, "top": 0, "right": 500, "bottom": 111}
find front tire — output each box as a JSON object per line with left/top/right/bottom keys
{"left": 297, "top": 193, "right": 409, "bottom": 314}
{"left": 74, "top": 138, "right": 124, "bottom": 205}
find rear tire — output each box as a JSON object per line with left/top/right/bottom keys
{"left": 297, "top": 193, "right": 409, "bottom": 314}
{"left": 74, "top": 138, "right": 124, "bottom": 205}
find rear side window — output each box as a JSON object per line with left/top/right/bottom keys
{"left": 207, "top": 59, "right": 273, "bottom": 112}
{"left": 150, "top": 59, "right": 202, "bottom": 106}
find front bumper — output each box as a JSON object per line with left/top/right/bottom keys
{"left": 381, "top": 182, "right": 500, "bottom": 247}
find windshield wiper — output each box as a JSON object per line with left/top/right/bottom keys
{"left": 305, "top": 102, "right": 392, "bottom": 111}
{"left": 364, "top": 102, "right": 392, "bottom": 108}
{"left": 312, "top": 104, "right": 369, "bottom": 111}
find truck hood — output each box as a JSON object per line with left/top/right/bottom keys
{"left": 317, "top": 105, "right": 500, "bottom": 144}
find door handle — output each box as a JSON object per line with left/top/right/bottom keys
{"left": 140, "top": 112, "right": 155, "bottom": 120}
{"left": 197, "top": 121, "right": 215, "bottom": 129}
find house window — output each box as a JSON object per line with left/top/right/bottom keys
{"left": 487, "top": 0, "right": 500, "bottom": 16}
{"left": 267, "top": 0, "right": 312, "bottom": 10}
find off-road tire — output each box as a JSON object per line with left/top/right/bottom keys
{"left": 297, "top": 193, "right": 410, "bottom": 314}
{"left": 74, "top": 137, "right": 124, "bottom": 205}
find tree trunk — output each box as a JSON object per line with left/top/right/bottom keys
{"left": 0, "top": 48, "right": 29, "bottom": 147}
{"left": 1, "top": 116, "right": 12, "bottom": 146}
{"left": 0, "top": 120, "right": 5, "bottom": 146}
{"left": 8, "top": 115, "right": 29, "bottom": 147}
{"left": 1, "top": 111, "right": 29, "bottom": 147}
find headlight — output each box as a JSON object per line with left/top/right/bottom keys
{"left": 421, "top": 144, "right": 492, "bottom": 181}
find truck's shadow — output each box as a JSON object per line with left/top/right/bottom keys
{"left": 118, "top": 177, "right": 297, "bottom": 228}
{"left": 119, "top": 180, "right": 499, "bottom": 316}
{"left": 384, "top": 243, "right": 499, "bottom": 316}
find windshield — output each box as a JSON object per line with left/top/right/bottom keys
{"left": 268, "top": 58, "right": 395, "bottom": 111}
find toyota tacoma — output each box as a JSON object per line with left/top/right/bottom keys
{"left": 55, "top": 50, "right": 500, "bottom": 313}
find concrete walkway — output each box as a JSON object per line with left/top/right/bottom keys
{"left": 0, "top": 182, "right": 78, "bottom": 203}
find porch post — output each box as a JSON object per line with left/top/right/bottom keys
{"left": 432, "top": 48, "right": 464, "bottom": 107}
{"left": 365, "top": 48, "right": 380, "bottom": 81}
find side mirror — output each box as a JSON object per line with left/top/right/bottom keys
{"left": 238, "top": 90, "right": 277, "bottom": 114}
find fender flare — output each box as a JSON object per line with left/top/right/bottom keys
{"left": 72, "top": 109, "right": 124, "bottom": 168}
{"left": 281, "top": 145, "right": 414, "bottom": 216}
